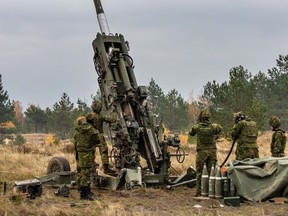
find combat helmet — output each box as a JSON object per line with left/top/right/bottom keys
{"left": 91, "top": 100, "right": 102, "bottom": 113}
{"left": 234, "top": 111, "right": 245, "bottom": 123}
{"left": 198, "top": 109, "right": 210, "bottom": 122}
{"left": 86, "top": 112, "right": 98, "bottom": 124}
{"left": 77, "top": 116, "right": 86, "bottom": 125}
{"left": 269, "top": 116, "right": 281, "bottom": 128}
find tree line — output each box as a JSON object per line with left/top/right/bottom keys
{"left": 203, "top": 55, "right": 288, "bottom": 135}
{"left": 0, "top": 54, "right": 287, "bottom": 143}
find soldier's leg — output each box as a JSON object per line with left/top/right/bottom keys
{"left": 79, "top": 167, "right": 90, "bottom": 199}
{"left": 273, "top": 153, "right": 285, "bottom": 157}
{"left": 76, "top": 166, "right": 81, "bottom": 191}
{"left": 249, "top": 148, "right": 259, "bottom": 159}
{"left": 99, "top": 135, "right": 109, "bottom": 165}
{"left": 236, "top": 147, "right": 258, "bottom": 160}
{"left": 195, "top": 151, "right": 206, "bottom": 195}
{"left": 99, "top": 135, "right": 115, "bottom": 175}
{"left": 206, "top": 150, "right": 217, "bottom": 173}
{"left": 235, "top": 147, "right": 245, "bottom": 160}
{"left": 79, "top": 167, "right": 96, "bottom": 200}
{"left": 78, "top": 152, "right": 96, "bottom": 200}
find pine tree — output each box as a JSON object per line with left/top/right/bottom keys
{"left": 147, "top": 78, "right": 165, "bottom": 115}
{"left": 24, "top": 104, "right": 47, "bottom": 133}
{"left": 51, "top": 93, "right": 74, "bottom": 139}
{"left": 0, "top": 74, "right": 15, "bottom": 143}
{"left": 264, "top": 55, "right": 288, "bottom": 128}
{"left": 162, "top": 89, "right": 189, "bottom": 132}
{"left": 203, "top": 66, "right": 266, "bottom": 134}
{"left": 0, "top": 74, "right": 14, "bottom": 123}
{"left": 74, "top": 99, "right": 91, "bottom": 118}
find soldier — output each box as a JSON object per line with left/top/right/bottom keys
{"left": 231, "top": 112, "right": 259, "bottom": 160}
{"left": 189, "top": 110, "right": 222, "bottom": 197}
{"left": 269, "top": 116, "right": 286, "bottom": 157}
{"left": 74, "top": 116, "right": 100, "bottom": 200}
{"left": 86, "top": 100, "right": 117, "bottom": 175}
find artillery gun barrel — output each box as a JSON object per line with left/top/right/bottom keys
{"left": 93, "top": 0, "right": 110, "bottom": 34}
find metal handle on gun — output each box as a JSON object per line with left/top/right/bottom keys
{"left": 166, "top": 179, "right": 196, "bottom": 189}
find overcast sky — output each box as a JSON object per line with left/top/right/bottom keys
{"left": 1, "top": 0, "right": 287, "bottom": 110}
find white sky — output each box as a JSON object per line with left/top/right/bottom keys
{"left": 0, "top": 0, "right": 287, "bottom": 109}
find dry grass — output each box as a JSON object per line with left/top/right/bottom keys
{"left": 0, "top": 132, "right": 287, "bottom": 216}
{"left": 170, "top": 131, "right": 286, "bottom": 174}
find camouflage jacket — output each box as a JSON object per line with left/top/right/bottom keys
{"left": 271, "top": 128, "right": 286, "bottom": 154}
{"left": 73, "top": 122, "right": 100, "bottom": 152}
{"left": 231, "top": 119, "right": 258, "bottom": 148}
{"left": 189, "top": 121, "right": 222, "bottom": 150}
{"left": 87, "top": 111, "right": 117, "bottom": 133}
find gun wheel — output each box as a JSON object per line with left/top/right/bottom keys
{"left": 47, "top": 157, "right": 71, "bottom": 174}
{"left": 125, "top": 182, "right": 132, "bottom": 190}
{"left": 110, "top": 147, "right": 120, "bottom": 165}
{"left": 123, "top": 147, "right": 138, "bottom": 165}
{"left": 176, "top": 147, "right": 185, "bottom": 163}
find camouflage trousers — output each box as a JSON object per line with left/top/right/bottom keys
{"left": 76, "top": 151, "right": 96, "bottom": 188}
{"left": 99, "top": 134, "right": 109, "bottom": 165}
{"left": 76, "top": 167, "right": 93, "bottom": 187}
{"left": 271, "top": 152, "right": 285, "bottom": 157}
{"left": 196, "top": 149, "right": 217, "bottom": 194}
{"left": 235, "top": 147, "right": 259, "bottom": 161}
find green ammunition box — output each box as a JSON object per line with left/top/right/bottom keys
{"left": 224, "top": 196, "right": 240, "bottom": 207}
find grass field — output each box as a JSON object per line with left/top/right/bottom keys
{"left": 0, "top": 132, "right": 287, "bottom": 216}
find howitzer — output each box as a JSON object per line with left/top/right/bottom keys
{"left": 12, "top": 0, "right": 194, "bottom": 192}
{"left": 90, "top": 0, "right": 194, "bottom": 188}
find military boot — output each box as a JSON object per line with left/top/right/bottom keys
{"left": 103, "top": 164, "right": 116, "bottom": 176}
{"left": 194, "top": 190, "right": 201, "bottom": 197}
{"left": 80, "top": 186, "right": 87, "bottom": 200}
{"left": 80, "top": 186, "right": 96, "bottom": 201}
{"left": 86, "top": 187, "right": 96, "bottom": 201}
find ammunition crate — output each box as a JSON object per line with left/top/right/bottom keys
{"left": 224, "top": 196, "right": 240, "bottom": 207}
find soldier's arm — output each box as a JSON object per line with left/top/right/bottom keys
{"left": 101, "top": 112, "right": 118, "bottom": 123}
{"left": 231, "top": 123, "right": 242, "bottom": 140}
{"left": 213, "top": 123, "right": 222, "bottom": 135}
{"left": 73, "top": 133, "right": 79, "bottom": 161}
{"left": 91, "top": 130, "right": 101, "bottom": 146}
{"left": 87, "top": 126, "right": 101, "bottom": 146}
{"left": 74, "top": 142, "right": 79, "bottom": 161}
{"left": 189, "top": 125, "right": 198, "bottom": 136}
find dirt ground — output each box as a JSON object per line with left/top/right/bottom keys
{"left": 2, "top": 185, "right": 287, "bottom": 216}
{"left": 83, "top": 187, "right": 288, "bottom": 216}
{"left": 1, "top": 134, "right": 288, "bottom": 216}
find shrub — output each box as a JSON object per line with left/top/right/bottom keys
{"left": 45, "top": 134, "right": 60, "bottom": 146}
{"left": 12, "top": 134, "right": 26, "bottom": 145}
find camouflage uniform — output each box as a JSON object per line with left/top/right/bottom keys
{"left": 269, "top": 116, "right": 286, "bottom": 157}
{"left": 74, "top": 116, "right": 100, "bottom": 200}
{"left": 86, "top": 100, "right": 117, "bottom": 174}
{"left": 231, "top": 112, "right": 259, "bottom": 161}
{"left": 189, "top": 110, "right": 222, "bottom": 196}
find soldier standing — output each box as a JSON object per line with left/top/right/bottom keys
{"left": 86, "top": 100, "right": 117, "bottom": 175}
{"left": 231, "top": 112, "right": 259, "bottom": 160}
{"left": 269, "top": 116, "right": 286, "bottom": 157}
{"left": 189, "top": 110, "right": 222, "bottom": 197}
{"left": 74, "top": 116, "right": 100, "bottom": 200}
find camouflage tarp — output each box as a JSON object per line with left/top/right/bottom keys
{"left": 227, "top": 156, "right": 288, "bottom": 202}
